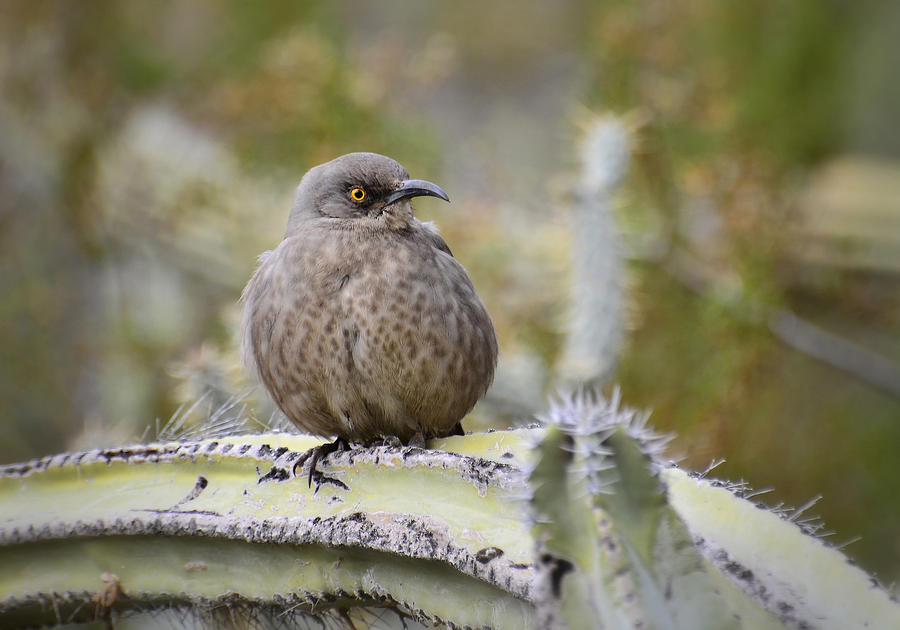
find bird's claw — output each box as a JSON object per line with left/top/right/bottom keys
{"left": 292, "top": 437, "right": 350, "bottom": 489}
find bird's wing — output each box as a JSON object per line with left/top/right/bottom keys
{"left": 418, "top": 220, "right": 453, "bottom": 257}
{"left": 239, "top": 258, "right": 270, "bottom": 379}
{"left": 239, "top": 243, "right": 299, "bottom": 383}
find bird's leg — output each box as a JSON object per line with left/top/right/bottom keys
{"left": 407, "top": 430, "right": 426, "bottom": 449}
{"left": 405, "top": 423, "right": 464, "bottom": 449}
{"left": 292, "top": 437, "right": 350, "bottom": 488}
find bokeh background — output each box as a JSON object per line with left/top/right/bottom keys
{"left": 2, "top": 1, "right": 900, "bottom": 586}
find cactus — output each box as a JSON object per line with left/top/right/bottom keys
{"left": 559, "top": 117, "right": 629, "bottom": 386}
{"left": 2, "top": 393, "right": 898, "bottom": 629}
{"left": 533, "top": 392, "right": 788, "bottom": 629}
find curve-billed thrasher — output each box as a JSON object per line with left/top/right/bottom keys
{"left": 241, "top": 152, "right": 498, "bottom": 473}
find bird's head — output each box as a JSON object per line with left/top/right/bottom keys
{"left": 285, "top": 152, "right": 450, "bottom": 235}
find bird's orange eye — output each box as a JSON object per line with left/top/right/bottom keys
{"left": 349, "top": 187, "right": 366, "bottom": 202}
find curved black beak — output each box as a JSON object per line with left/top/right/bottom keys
{"left": 384, "top": 179, "right": 450, "bottom": 206}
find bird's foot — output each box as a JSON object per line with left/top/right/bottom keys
{"left": 292, "top": 437, "right": 350, "bottom": 489}
{"left": 375, "top": 425, "right": 463, "bottom": 450}
{"left": 374, "top": 435, "right": 403, "bottom": 448}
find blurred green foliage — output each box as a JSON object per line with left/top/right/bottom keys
{"left": 1, "top": 0, "right": 899, "bottom": 586}
{"left": 584, "top": 0, "right": 900, "bottom": 585}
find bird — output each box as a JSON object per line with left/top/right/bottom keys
{"left": 240, "top": 152, "right": 498, "bottom": 482}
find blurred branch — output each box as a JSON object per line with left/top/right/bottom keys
{"left": 768, "top": 310, "right": 900, "bottom": 399}
{"left": 661, "top": 249, "right": 900, "bottom": 401}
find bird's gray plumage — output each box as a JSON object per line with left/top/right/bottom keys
{"left": 241, "top": 152, "right": 498, "bottom": 443}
